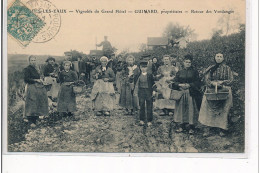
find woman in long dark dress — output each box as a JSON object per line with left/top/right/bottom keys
{"left": 172, "top": 55, "right": 201, "bottom": 134}
{"left": 199, "top": 53, "right": 233, "bottom": 136}
{"left": 23, "top": 55, "right": 48, "bottom": 125}
{"left": 43, "top": 56, "right": 60, "bottom": 100}
{"left": 57, "top": 61, "right": 78, "bottom": 117}
{"left": 115, "top": 55, "right": 126, "bottom": 93}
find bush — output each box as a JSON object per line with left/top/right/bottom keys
{"left": 133, "top": 30, "right": 245, "bottom": 78}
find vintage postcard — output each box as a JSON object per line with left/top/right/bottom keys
{"left": 3, "top": 0, "right": 247, "bottom": 154}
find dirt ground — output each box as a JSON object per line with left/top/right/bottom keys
{"left": 8, "top": 93, "right": 244, "bottom": 153}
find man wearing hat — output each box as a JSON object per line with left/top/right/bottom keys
{"left": 141, "top": 53, "right": 153, "bottom": 75}
{"left": 107, "top": 53, "right": 117, "bottom": 73}
{"left": 170, "top": 53, "right": 182, "bottom": 72}
{"left": 44, "top": 56, "right": 58, "bottom": 77}
{"left": 96, "top": 36, "right": 113, "bottom": 58}
{"left": 77, "top": 55, "right": 87, "bottom": 84}
{"left": 133, "top": 60, "right": 155, "bottom": 126}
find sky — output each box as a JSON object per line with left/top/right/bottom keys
{"left": 7, "top": 0, "right": 246, "bottom": 56}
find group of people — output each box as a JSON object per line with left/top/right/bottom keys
{"left": 22, "top": 51, "right": 234, "bottom": 137}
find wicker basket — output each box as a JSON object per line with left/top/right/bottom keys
{"left": 43, "top": 83, "right": 52, "bottom": 91}
{"left": 73, "top": 80, "right": 86, "bottom": 94}
{"left": 205, "top": 84, "right": 229, "bottom": 101}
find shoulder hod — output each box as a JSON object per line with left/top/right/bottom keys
{"left": 23, "top": 66, "right": 29, "bottom": 72}
{"left": 222, "top": 63, "right": 231, "bottom": 69}
{"left": 203, "top": 65, "right": 214, "bottom": 74}
{"left": 158, "top": 66, "right": 163, "bottom": 70}
{"left": 95, "top": 65, "right": 102, "bottom": 71}
{"left": 107, "top": 67, "right": 113, "bottom": 72}
{"left": 71, "top": 70, "right": 77, "bottom": 75}
{"left": 24, "top": 65, "right": 34, "bottom": 72}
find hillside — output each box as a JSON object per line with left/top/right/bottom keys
{"left": 8, "top": 54, "right": 65, "bottom": 73}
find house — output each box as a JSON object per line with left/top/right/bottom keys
{"left": 64, "top": 51, "right": 72, "bottom": 59}
{"left": 89, "top": 50, "right": 104, "bottom": 59}
{"left": 172, "top": 37, "right": 188, "bottom": 48}
{"left": 147, "top": 37, "right": 169, "bottom": 49}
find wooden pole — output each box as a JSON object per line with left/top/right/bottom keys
{"left": 95, "top": 37, "right": 97, "bottom": 50}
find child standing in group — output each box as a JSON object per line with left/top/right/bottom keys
{"left": 57, "top": 61, "right": 78, "bottom": 117}
{"left": 134, "top": 61, "right": 155, "bottom": 126}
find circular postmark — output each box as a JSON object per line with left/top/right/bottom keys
{"left": 26, "top": 0, "right": 61, "bottom": 43}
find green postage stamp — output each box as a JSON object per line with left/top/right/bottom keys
{"left": 7, "top": 0, "right": 45, "bottom": 46}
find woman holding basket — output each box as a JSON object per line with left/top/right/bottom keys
{"left": 154, "top": 55, "right": 177, "bottom": 116}
{"left": 43, "top": 56, "right": 60, "bottom": 101}
{"left": 57, "top": 61, "right": 78, "bottom": 117}
{"left": 23, "top": 55, "right": 48, "bottom": 125}
{"left": 172, "top": 55, "right": 201, "bottom": 134}
{"left": 199, "top": 53, "right": 233, "bottom": 137}
{"left": 91, "top": 56, "right": 116, "bottom": 116}
{"left": 119, "top": 55, "right": 140, "bottom": 115}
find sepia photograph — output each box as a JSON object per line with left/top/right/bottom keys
{"left": 4, "top": 0, "right": 246, "bottom": 153}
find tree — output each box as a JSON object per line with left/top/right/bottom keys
{"left": 118, "top": 48, "right": 130, "bottom": 57}
{"left": 138, "top": 43, "right": 147, "bottom": 52}
{"left": 162, "top": 22, "right": 195, "bottom": 41}
{"left": 211, "top": 29, "right": 223, "bottom": 39}
{"left": 112, "top": 46, "right": 118, "bottom": 54}
{"left": 64, "top": 50, "right": 88, "bottom": 61}
{"left": 214, "top": 12, "right": 242, "bottom": 36}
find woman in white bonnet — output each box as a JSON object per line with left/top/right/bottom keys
{"left": 91, "top": 56, "right": 116, "bottom": 116}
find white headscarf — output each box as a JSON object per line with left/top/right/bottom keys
{"left": 100, "top": 56, "right": 109, "bottom": 62}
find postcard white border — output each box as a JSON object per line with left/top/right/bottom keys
{"left": 1, "top": 0, "right": 259, "bottom": 171}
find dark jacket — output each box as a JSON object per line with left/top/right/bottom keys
{"left": 173, "top": 67, "right": 201, "bottom": 98}
{"left": 58, "top": 70, "right": 78, "bottom": 83}
{"left": 121, "top": 65, "right": 140, "bottom": 84}
{"left": 86, "top": 62, "right": 92, "bottom": 73}
{"left": 93, "top": 66, "right": 115, "bottom": 82}
{"left": 59, "top": 62, "right": 75, "bottom": 71}
{"left": 115, "top": 61, "right": 127, "bottom": 72}
{"left": 43, "top": 63, "right": 59, "bottom": 77}
{"left": 107, "top": 59, "right": 117, "bottom": 73}
{"left": 91, "top": 58, "right": 100, "bottom": 69}
{"left": 135, "top": 73, "right": 155, "bottom": 96}
{"left": 152, "top": 63, "right": 160, "bottom": 75}
{"left": 78, "top": 60, "right": 87, "bottom": 74}
{"left": 23, "top": 65, "right": 40, "bottom": 84}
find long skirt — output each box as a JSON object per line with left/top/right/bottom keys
{"left": 115, "top": 71, "right": 122, "bottom": 93}
{"left": 91, "top": 79, "right": 115, "bottom": 100}
{"left": 198, "top": 86, "right": 233, "bottom": 130}
{"left": 119, "top": 82, "right": 138, "bottom": 110}
{"left": 174, "top": 89, "right": 198, "bottom": 125}
{"left": 24, "top": 83, "right": 48, "bottom": 117}
{"left": 154, "top": 78, "right": 175, "bottom": 109}
{"left": 154, "top": 99, "right": 175, "bottom": 109}
{"left": 57, "top": 84, "right": 76, "bottom": 112}
{"left": 91, "top": 80, "right": 116, "bottom": 111}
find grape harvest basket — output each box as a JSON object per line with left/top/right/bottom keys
{"left": 43, "top": 77, "right": 56, "bottom": 91}
{"left": 73, "top": 80, "right": 86, "bottom": 94}
{"left": 43, "top": 82, "right": 52, "bottom": 91}
{"left": 205, "top": 84, "right": 229, "bottom": 101}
